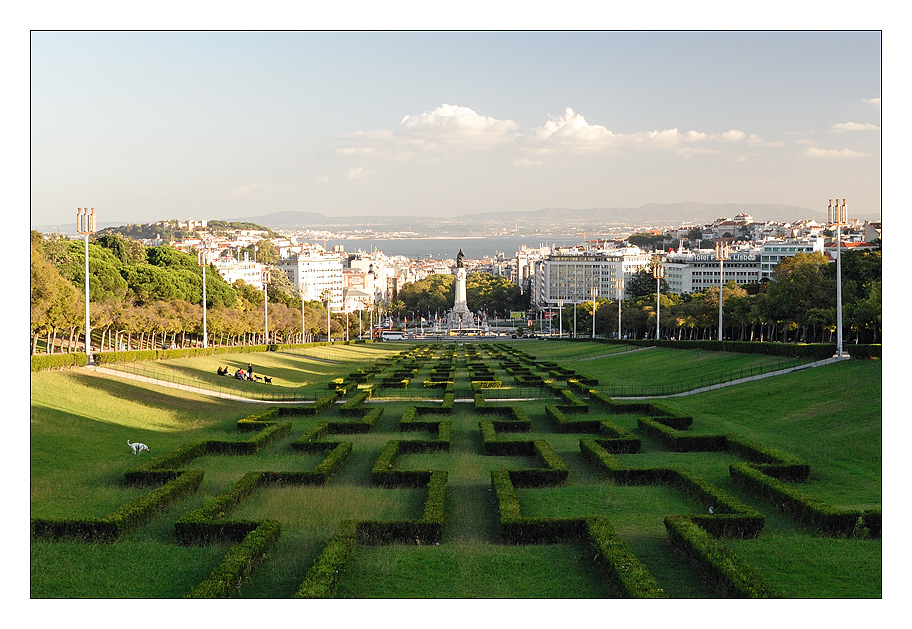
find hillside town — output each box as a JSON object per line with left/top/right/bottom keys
{"left": 125, "top": 212, "right": 881, "bottom": 316}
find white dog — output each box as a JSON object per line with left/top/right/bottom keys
{"left": 128, "top": 440, "right": 149, "bottom": 455}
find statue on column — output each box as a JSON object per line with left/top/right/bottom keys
{"left": 447, "top": 249, "right": 475, "bottom": 330}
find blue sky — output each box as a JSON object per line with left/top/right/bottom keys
{"left": 29, "top": 30, "right": 882, "bottom": 228}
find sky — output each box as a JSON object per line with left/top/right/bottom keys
{"left": 28, "top": 29, "right": 882, "bottom": 229}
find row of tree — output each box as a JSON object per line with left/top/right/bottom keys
{"left": 560, "top": 250, "right": 881, "bottom": 344}
{"left": 30, "top": 231, "right": 366, "bottom": 354}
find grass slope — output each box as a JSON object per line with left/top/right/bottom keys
{"left": 30, "top": 342, "right": 881, "bottom": 598}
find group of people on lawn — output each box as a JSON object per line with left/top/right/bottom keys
{"left": 217, "top": 363, "right": 262, "bottom": 382}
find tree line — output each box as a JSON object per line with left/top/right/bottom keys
{"left": 30, "top": 231, "right": 365, "bottom": 354}
{"left": 560, "top": 250, "right": 881, "bottom": 344}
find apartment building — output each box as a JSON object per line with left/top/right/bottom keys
{"left": 212, "top": 252, "right": 267, "bottom": 290}
{"left": 529, "top": 247, "right": 652, "bottom": 308}
{"left": 663, "top": 249, "right": 762, "bottom": 294}
{"left": 275, "top": 252, "right": 344, "bottom": 311}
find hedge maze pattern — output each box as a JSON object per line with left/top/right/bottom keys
{"left": 31, "top": 342, "right": 881, "bottom": 598}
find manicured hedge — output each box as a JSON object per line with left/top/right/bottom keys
{"left": 94, "top": 344, "right": 272, "bottom": 365}
{"left": 847, "top": 344, "right": 881, "bottom": 359}
{"left": 730, "top": 463, "right": 880, "bottom": 537}
{"left": 187, "top": 520, "right": 282, "bottom": 598}
{"left": 32, "top": 469, "right": 204, "bottom": 542}
{"left": 637, "top": 418, "right": 727, "bottom": 452}
{"left": 597, "top": 338, "right": 836, "bottom": 359}
{"left": 490, "top": 470, "right": 665, "bottom": 597}
{"left": 545, "top": 405, "right": 601, "bottom": 433}
{"left": 31, "top": 352, "right": 88, "bottom": 372}
{"left": 295, "top": 520, "right": 359, "bottom": 598}
{"left": 664, "top": 515, "right": 781, "bottom": 598}
{"left": 725, "top": 435, "right": 810, "bottom": 482}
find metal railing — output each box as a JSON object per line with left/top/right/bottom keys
{"left": 588, "top": 356, "right": 814, "bottom": 398}
{"left": 98, "top": 362, "right": 323, "bottom": 403}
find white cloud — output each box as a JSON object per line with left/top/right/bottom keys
{"left": 748, "top": 134, "right": 784, "bottom": 147}
{"left": 831, "top": 121, "right": 880, "bottom": 132}
{"left": 806, "top": 146, "right": 869, "bottom": 158}
{"left": 863, "top": 97, "right": 881, "bottom": 107}
{"left": 399, "top": 104, "right": 519, "bottom": 144}
{"left": 345, "top": 167, "right": 375, "bottom": 180}
{"left": 327, "top": 104, "right": 518, "bottom": 159}
{"left": 329, "top": 105, "right": 773, "bottom": 162}
{"left": 530, "top": 107, "right": 617, "bottom": 150}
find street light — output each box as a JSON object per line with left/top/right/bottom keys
{"left": 653, "top": 263, "right": 665, "bottom": 340}
{"left": 829, "top": 199, "right": 848, "bottom": 358}
{"left": 715, "top": 242, "right": 729, "bottom": 342}
{"left": 261, "top": 266, "right": 271, "bottom": 345}
{"left": 299, "top": 283, "right": 308, "bottom": 344}
{"left": 573, "top": 301, "right": 578, "bottom": 338}
{"left": 557, "top": 299, "right": 563, "bottom": 339}
{"left": 614, "top": 277, "right": 624, "bottom": 340}
{"left": 322, "top": 289, "right": 332, "bottom": 343}
{"left": 590, "top": 287, "right": 598, "bottom": 339}
{"left": 76, "top": 208, "right": 96, "bottom": 362}
{"left": 197, "top": 243, "right": 210, "bottom": 348}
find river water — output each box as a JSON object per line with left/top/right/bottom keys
{"left": 318, "top": 235, "right": 597, "bottom": 260}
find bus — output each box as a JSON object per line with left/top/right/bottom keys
{"left": 380, "top": 330, "right": 406, "bottom": 341}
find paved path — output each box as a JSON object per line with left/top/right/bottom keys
{"left": 87, "top": 366, "right": 313, "bottom": 404}
{"left": 617, "top": 355, "right": 850, "bottom": 399}
{"left": 88, "top": 355, "right": 850, "bottom": 404}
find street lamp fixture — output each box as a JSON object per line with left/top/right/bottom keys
{"left": 613, "top": 277, "right": 624, "bottom": 340}
{"left": 715, "top": 242, "right": 729, "bottom": 341}
{"left": 299, "top": 283, "right": 308, "bottom": 344}
{"left": 197, "top": 243, "right": 210, "bottom": 348}
{"left": 829, "top": 199, "right": 848, "bottom": 358}
{"left": 76, "top": 208, "right": 96, "bottom": 362}
{"left": 653, "top": 263, "right": 665, "bottom": 340}
{"left": 261, "top": 266, "right": 271, "bottom": 345}
{"left": 590, "top": 287, "right": 598, "bottom": 339}
{"left": 557, "top": 299, "right": 563, "bottom": 339}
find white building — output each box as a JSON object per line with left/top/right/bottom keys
{"left": 275, "top": 252, "right": 344, "bottom": 310}
{"left": 512, "top": 244, "right": 552, "bottom": 294}
{"left": 663, "top": 248, "right": 762, "bottom": 294}
{"left": 213, "top": 252, "right": 267, "bottom": 290}
{"left": 759, "top": 237, "right": 825, "bottom": 280}
{"left": 529, "top": 247, "right": 652, "bottom": 308}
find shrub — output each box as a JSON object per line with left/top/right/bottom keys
{"left": 187, "top": 520, "right": 282, "bottom": 598}
{"left": 847, "top": 344, "right": 881, "bottom": 359}
{"left": 729, "top": 463, "right": 874, "bottom": 537}
{"left": 637, "top": 418, "right": 727, "bottom": 452}
{"left": 31, "top": 352, "right": 88, "bottom": 372}
{"left": 295, "top": 520, "right": 359, "bottom": 598}
{"left": 664, "top": 515, "right": 781, "bottom": 598}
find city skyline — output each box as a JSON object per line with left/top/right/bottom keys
{"left": 30, "top": 30, "right": 882, "bottom": 229}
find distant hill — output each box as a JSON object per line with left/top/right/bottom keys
{"left": 237, "top": 202, "right": 829, "bottom": 232}
{"left": 35, "top": 202, "right": 880, "bottom": 238}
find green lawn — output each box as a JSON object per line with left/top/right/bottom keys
{"left": 30, "top": 341, "right": 881, "bottom": 598}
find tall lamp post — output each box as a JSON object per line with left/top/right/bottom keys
{"left": 557, "top": 299, "right": 563, "bottom": 339}
{"left": 653, "top": 263, "right": 665, "bottom": 340}
{"left": 715, "top": 242, "right": 729, "bottom": 341}
{"left": 614, "top": 278, "right": 624, "bottom": 340}
{"left": 76, "top": 208, "right": 96, "bottom": 362}
{"left": 299, "top": 283, "right": 308, "bottom": 344}
{"left": 261, "top": 267, "right": 271, "bottom": 345}
{"left": 573, "top": 301, "right": 578, "bottom": 338}
{"left": 829, "top": 199, "right": 848, "bottom": 358}
{"left": 322, "top": 289, "right": 332, "bottom": 343}
{"left": 590, "top": 287, "right": 598, "bottom": 339}
{"left": 197, "top": 243, "right": 209, "bottom": 348}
